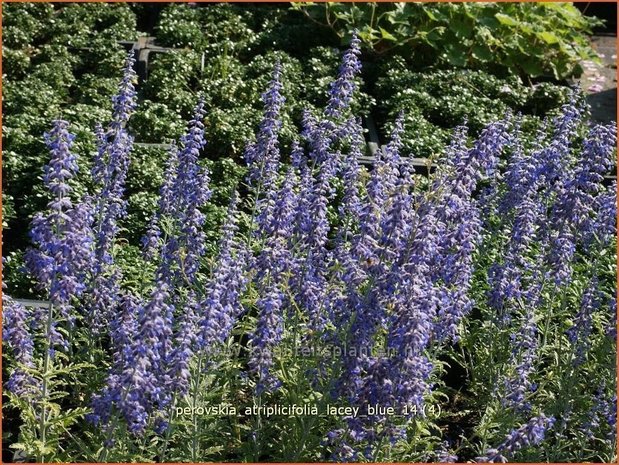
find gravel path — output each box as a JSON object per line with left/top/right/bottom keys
{"left": 577, "top": 34, "right": 617, "bottom": 123}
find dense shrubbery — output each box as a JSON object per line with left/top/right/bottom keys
{"left": 294, "top": 2, "right": 602, "bottom": 79}
{"left": 2, "top": 32, "right": 617, "bottom": 463}
{"left": 374, "top": 63, "right": 573, "bottom": 158}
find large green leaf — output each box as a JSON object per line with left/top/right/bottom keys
{"left": 538, "top": 30, "right": 560, "bottom": 45}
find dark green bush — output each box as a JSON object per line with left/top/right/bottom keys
{"left": 155, "top": 3, "right": 259, "bottom": 57}
{"left": 375, "top": 63, "right": 572, "bottom": 158}
{"left": 2, "top": 3, "right": 55, "bottom": 49}
{"left": 294, "top": 2, "right": 602, "bottom": 79}
{"left": 48, "top": 3, "right": 138, "bottom": 47}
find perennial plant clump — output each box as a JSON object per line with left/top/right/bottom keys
{"left": 2, "top": 34, "right": 616, "bottom": 464}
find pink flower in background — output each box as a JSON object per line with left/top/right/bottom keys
{"left": 588, "top": 84, "right": 603, "bottom": 93}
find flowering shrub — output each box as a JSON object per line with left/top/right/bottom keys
{"left": 2, "top": 2, "right": 138, "bottom": 291}
{"left": 2, "top": 36, "right": 616, "bottom": 463}
{"left": 2, "top": 2, "right": 580, "bottom": 278}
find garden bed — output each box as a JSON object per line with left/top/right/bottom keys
{"left": 2, "top": 3, "right": 616, "bottom": 463}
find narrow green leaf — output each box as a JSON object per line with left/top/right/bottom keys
{"left": 495, "top": 13, "right": 519, "bottom": 27}
{"left": 379, "top": 27, "right": 397, "bottom": 41}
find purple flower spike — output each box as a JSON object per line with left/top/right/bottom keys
{"left": 2, "top": 296, "right": 39, "bottom": 397}
{"left": 545, "top": 123, "right": 616, "bottom": 287}
{"left": 250, "top": 169, "right": 299, "bottom": 394}
{"left": 199, "top": 193, "right": 249, "bottom": 352}
{"left": 590, "top": 181, "right": 617, "bottom": 247}
{"left": 111, "top": 52, "right": 138, "bottom": 127}
{"left": 566, "top": 276, "right": 603, "bottom": 365}
{"left": 142, "top": 143, "right": 179, "bottom": 259}
{"left": 153, "top": 98, "right": 211, "bottom": 289}
{"left": 166, "top": 98, "right": 211, "bottom": 284}
{"left": 25, "top": 120, "right": 94, "bottom": 348}
{"left": 245, "top": 62, "right": 285, "bottom": 189}
{"left": 477, "top": 414, "right": 555, "bottom": 462}
{"left": 503, "top": 305, "right": 539, "bottom": 411}
{"left": 87, "top": 54, "right": 138, "bottom": 328}
{"left": 325, "top": 33, "right": 362, "bottom": 119}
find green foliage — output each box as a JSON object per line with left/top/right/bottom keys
{"left": 2, "top": 3, "right": 55, "bottom": 49}
{"left": 154, "top": 3, "right": 338, "bottom": 61}
{"left": 293, "top": 2, "right": 602, "bottom": 79}
{"left": 4, "top": 348, "right": 94, "bottom": 462}
{"left": 375, "top": 63, "right": 572, "bottom": 158}
{"left": 48, "top": 3, "right": 137, "bottom": 47}
{"left": 155, "top": 3, "right": 259, "bottom": 57}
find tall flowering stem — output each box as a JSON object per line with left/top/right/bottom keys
{"left": 142, "top": 142, "right": 179, "bottom": 259}
{"left": 249, "top": 168, "right": 299, "bottom": 394}
{"left": 25, "top": 120, "right": 94, "bottom": 348}
{"left": 159, "top": 98, "right": 211, "bottom": 286}
{"left": 545, "top": 123, "right": 616, "bottom": 287}
{"left": 433, "top": 120, "right": 510, "bottom": 342}
{"left": 21, "top": 119, "right": 94, "bottom": 462}
{"left": 245, "top": 62, "right": 285, "bottom": 192}
{"left": 325, "top": 33, "right": 362, "bottom": 120}
{"left": 2, "top": 296, "right": 38, "bottom": 397}
{"left": 88, "top": 52, "right": 137, "bottom": 330}
{"left": 92, "top": 98, "right": 212, "bottom": 439}
{"left": 198, "top": 193, "right": 248, "bottom": 353}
